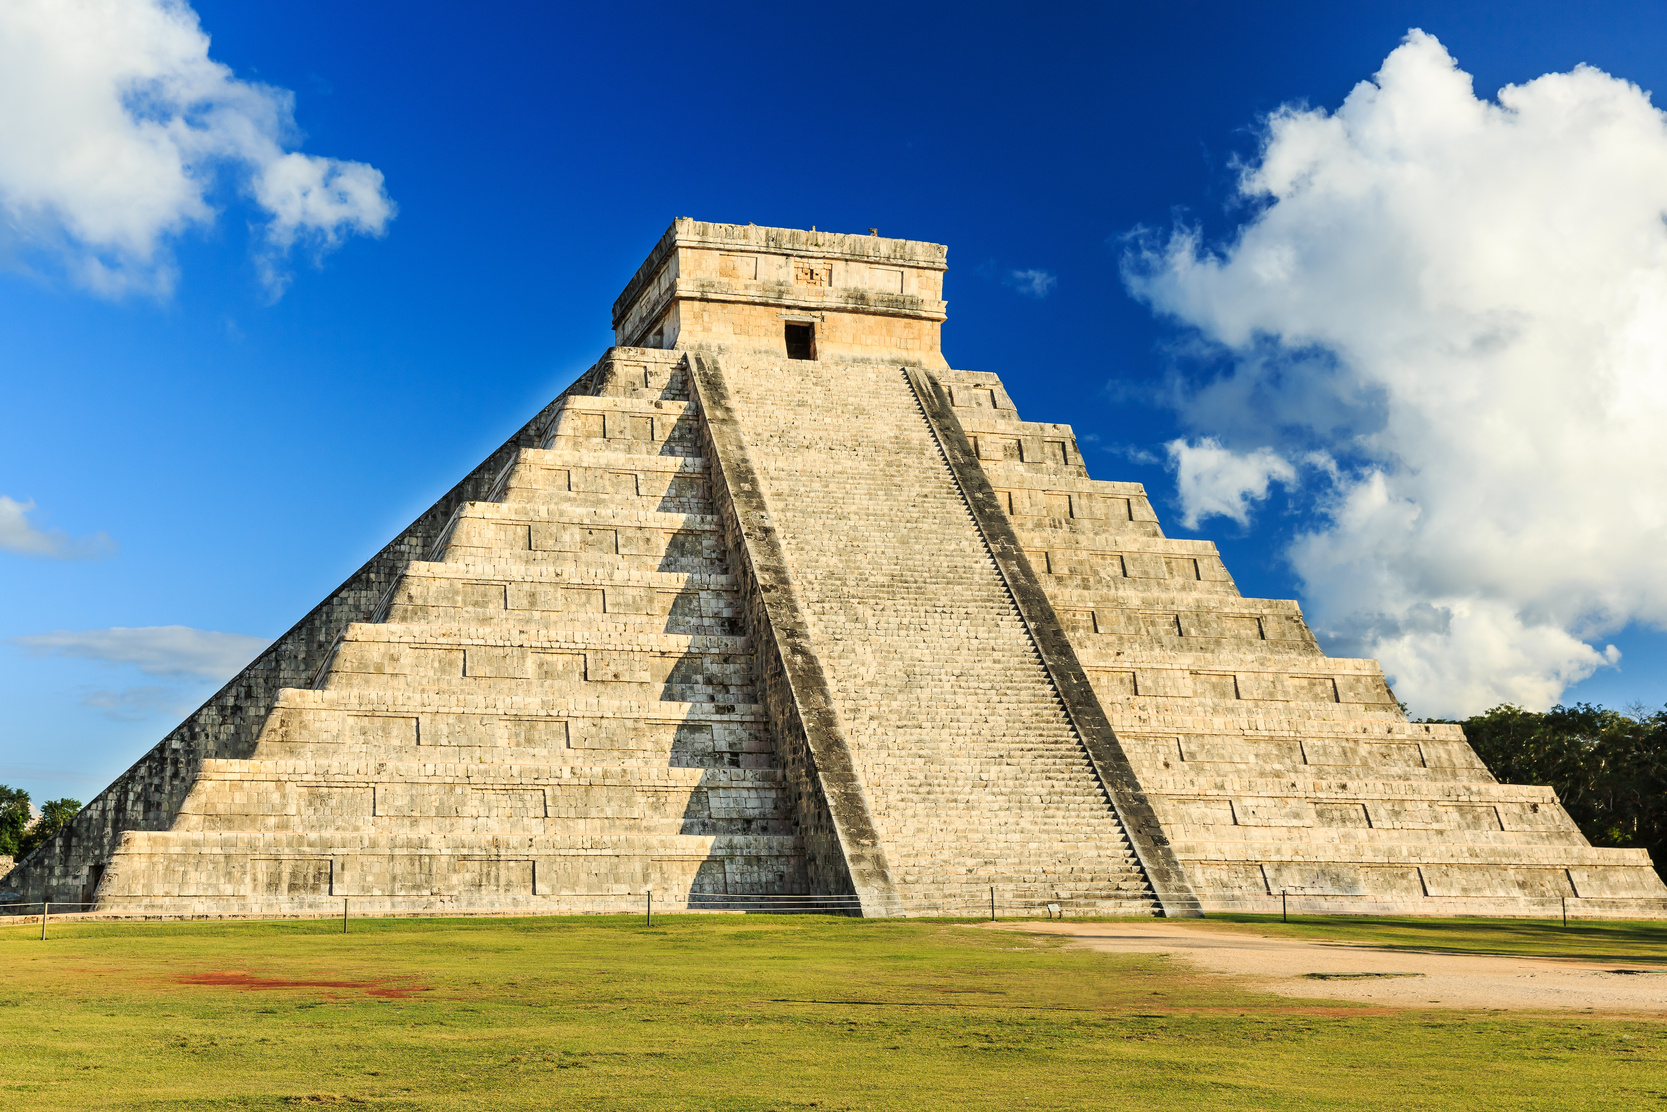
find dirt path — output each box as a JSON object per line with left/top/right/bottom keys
{"left": 993, "top": 920, "right": 1667, "bottom": 1012}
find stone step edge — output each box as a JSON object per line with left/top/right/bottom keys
{"left": 403, "top": 560, "right": 735, "bottom": 588}
{"left": 272, "top": 689, "right": 768, "bottom": 719}
{"left": 520, "top": 448, "right": 709, "bottom": 474}
{"left": 196, "top": 759, "right": 784, "bottom": 782}
{"left": 459, "top": 503, "right": 719, "bottom": 529}
{"left": 1141, "top": 782, "right": 1552, "bottom": 800}
{"left": 113, "top": 832, "right": 804, "bottom": 851}
{"left": 1110, "top": 718, "right": 1469, "bottom": 739}
{"left": 1172, "top": 846, "right": 1658, "bottom": 865}
{"left": 339, "top": 624, "right": 750, "bottom": 652}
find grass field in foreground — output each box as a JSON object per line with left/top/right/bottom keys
{"left": 1202, "top": 914, "right": 1667, "bottom": 964}
{"left": 1, "top": 914, "right": 1663, "bottom": 1111}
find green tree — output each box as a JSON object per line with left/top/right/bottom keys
{"left": 14, "top": 797, "right": 82, "bottom": 861}
{"left": 0, "top": 785, "right": 29, "bottom": 858}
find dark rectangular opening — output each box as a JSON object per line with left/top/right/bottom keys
{"left": 785, "top": 322, "right": 815, "bottom": 360}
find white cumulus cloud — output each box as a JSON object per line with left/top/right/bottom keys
{"left": 0, "top": 0, "right": 394, "bottom": 295}
{"left": 1167, "top": 438, "right": 1297, "bottom": 528}
{"left": 0, "top": 496, "right": 115, "bottom": 559}
{"left": 12, "top": 625, "right": 271, "bottom": 680}
{"left": 1124, "top": 30, "right": 1667, "bottom": 717}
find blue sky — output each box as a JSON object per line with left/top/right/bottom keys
{"left": 6, "top": 0, "right": 1667, "bottom": 803}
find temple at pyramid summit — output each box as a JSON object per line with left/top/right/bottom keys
{"left": 6, "top": 219, "right": 1664, "bottom": 918}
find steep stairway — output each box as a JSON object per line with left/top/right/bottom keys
{"left": 714, "top": 355, "right": 1159, "bottom": 916}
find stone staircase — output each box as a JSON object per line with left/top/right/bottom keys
{"left": 713, "top": 355, "right": 1159, "bottom": 915}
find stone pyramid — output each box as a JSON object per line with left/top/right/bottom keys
{"left": 7, "top": 220, "right": 1663, "bottom": 918}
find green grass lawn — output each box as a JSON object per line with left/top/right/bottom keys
{"left": 1202, "top": 914, "right": 1667, "bottom": 964}
{"left": 1, "top": 913, "right": 1662, "bottom": 1111}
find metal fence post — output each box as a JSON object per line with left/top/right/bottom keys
{"left": 989, "top": 887, "right": 996, "bottom": 922}
{"left": 40, "top": 902, "right": 48, "bottom": 941}
{"left": 1281, "top": 890, "right": 1287, "bottom": 923}
{"left": 1562, "top": 896, "right": 1567, "bottom": 927}
{"left": 343, "top": 898, "right": 349, "bottom": 934}
{"left": 646, "top": 891, "right": 652, "bottom": 927}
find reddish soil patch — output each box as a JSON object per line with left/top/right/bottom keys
{"left": 177, "top": 970, "right": 431, "bottom": 999}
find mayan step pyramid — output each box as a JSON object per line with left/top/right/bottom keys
{"left": 7, "top": 219, "right": 1663, "bottom": 917}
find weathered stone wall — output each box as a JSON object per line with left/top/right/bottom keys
{"left": 654, "top": 301, "right": 946, "bottom": 367}
{"left": 613, "top": 219, "right": 948, "bottom": 367}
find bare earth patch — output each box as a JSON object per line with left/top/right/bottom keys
{"left": 994, "top": 920, "right": 1667, "bottom": 1012}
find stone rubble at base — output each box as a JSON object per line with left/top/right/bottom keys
{"left": 4, "top": 219, "right": 1663, "bottom": 918}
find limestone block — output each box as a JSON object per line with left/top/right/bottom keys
{"left": 1260, "top": 615, "right": 1311, "bottom": 641}
{"left": 1187, "top": 863, "right": 1273, "bottom": 896}
{"left": 1180, "top": 735, "right": 1305, "bottom": 766}
{"left": 1134, "top": 669, "right": 1193, "bottom": 698}
{"left": 1419, "top": 866, "right": 1574, "bottom": 898}
{"left": 1419, "top": 740, "right": 1492, "bottom": 771}
{"left": 1122, "top": 553, "right": 1168, "bottom": 579}
{"left": 252, "top": 857, "right": 331, "bottom": 898}
{"left": 465, "top": 647, "right": 530, "bottom": 679}
{"left": 1496, "top": 800, "right": 1579, "bottom": 833}
{"left": 1190, "top": 673, "right": 1239, "bottom": 701}
{"left": 1569, "top": 865, "right": 1667, "bottom": 897}
{"left": 1045, "top": 550, "right": 1109, "bottom": 577}
{"left": 1091, "top": 609, "right": 1144, "bottom": 634}
{"left": 1304, "top": 740, "right": 1423, "bottom": 768}
{"left": 1287, "top": 676, "right": 1340, "bottom": 703}
{"left": 347, "top": 715, "right": 420, "bottom": 746}
{"left": 1087, "top": 669, "right": 1136, "bottom": 697}
{"left": 498, "top": 718, "right": 569, "bottom": 748}
{"left": 1233, "top": 672, "right": 1290, "bottom": 701}
{"left": 1156, "top": 797, "right": 1236, "bottom": 826}
{"left": 1313, "top": 802, "right": 1373, "bottom": 828}
{"left": 1232, "top": 799, "right": 1312, "bottom": 827}
{"left": 1184, "top": 614, "right": 1261, "bottom": 639}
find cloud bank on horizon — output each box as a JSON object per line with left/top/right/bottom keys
{"left": 0, "top": 0, "right": 393, "bottom": 296}
{"left": 1124, "top": 30, "right": 1667, "bottom": 718}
